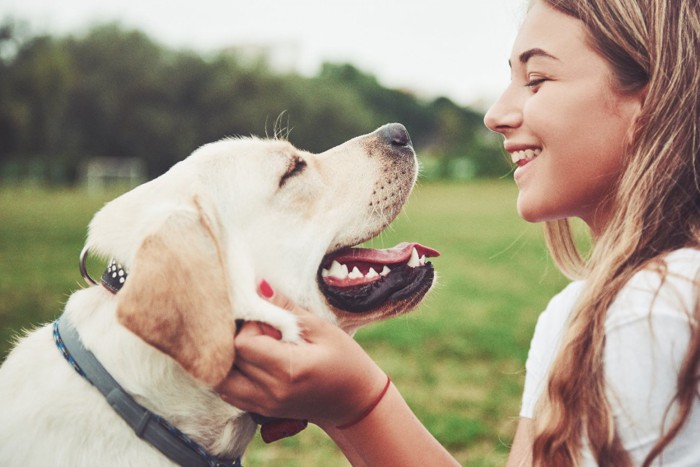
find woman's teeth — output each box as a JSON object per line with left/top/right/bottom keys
{"left": 511, "top": 148, "right": 542, "bottom": 164}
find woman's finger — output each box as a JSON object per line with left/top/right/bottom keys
{"left": 234, "top": 322, "right": 296, "bottom": 374}
{"left": 252, "top": 321, "right": 283, "bottom": 340}
{"left": 236, "top": 319, "right": 282, "bottom": 340}
{"left": 216, "top": 369, "right": 270, "bottom": 414}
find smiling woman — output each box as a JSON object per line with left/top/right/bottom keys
{"left": 489, "top": 1, "right": 700, "bottom": 466}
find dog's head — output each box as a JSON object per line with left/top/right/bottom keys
{"left": 85, "top": 123, "right": 438, "bottom": 387}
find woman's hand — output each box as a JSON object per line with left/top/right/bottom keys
{"left": 218, "top": 281, "right": 460, "bottom": 466}
{"left": 216, "top": 281, "right": 388, "bottom": 430}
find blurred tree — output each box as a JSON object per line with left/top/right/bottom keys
{"left": 426, "top": 97, "right": 509, "bottom": 179}
{"left": 63, "top": 25, "right": 179, "bottom": 176}
{"left": 0, "top": 32, "right": 75, "bottom": 182}
{"left": 0, "top": 22, "right": 506, "bottom": 184}
{"left": 318, "top": 63, "right": 433, "bottom": 142}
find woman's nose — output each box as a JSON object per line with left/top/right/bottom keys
{"left": 483, "top": 87, "right": 522, "bottom": 134}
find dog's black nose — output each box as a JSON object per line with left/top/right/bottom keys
{"left": 378, "top": 123, "right": 412, "bottom": 148}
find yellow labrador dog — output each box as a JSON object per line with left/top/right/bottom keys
{"left": 0, "top": 123, "right": 438, "bottom": 466}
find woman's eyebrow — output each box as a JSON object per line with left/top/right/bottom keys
{"left": 509, "top": 48, "right": 560, "bottom": 68}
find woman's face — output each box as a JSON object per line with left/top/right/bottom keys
{"left": 483, "top": 1, "right": 642, "bottom": 235}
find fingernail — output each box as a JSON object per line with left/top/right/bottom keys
{"left": 259, "top": 279, "right": 274, "bottom": 299}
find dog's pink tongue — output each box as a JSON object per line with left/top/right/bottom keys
{"left": 328, "top": 242, "right": 439, "bottom": 265}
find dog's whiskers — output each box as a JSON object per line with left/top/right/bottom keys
{"left": 265, "top": 112, "right": 292, "bottom": 141}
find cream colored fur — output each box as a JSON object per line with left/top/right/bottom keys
{"left": 0, "top": 125, "right": 421, "bottom": 466}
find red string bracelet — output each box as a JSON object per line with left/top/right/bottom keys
{"left": 337, "top": 375, "right": 391, "bottom": 430}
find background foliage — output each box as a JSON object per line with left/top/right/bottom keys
{"left": 0, "top": 20, "right": 508, "bottom": 185}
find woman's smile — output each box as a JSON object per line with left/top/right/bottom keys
{"left": 511, "top": 148, "right": 541, "bottom": 166}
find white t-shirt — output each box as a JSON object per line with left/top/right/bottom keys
{"left": 521, "top": 248, "right": 700, "bottom": 466}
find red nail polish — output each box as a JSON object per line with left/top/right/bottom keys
{"left": 259, "top": 280, "right": 274, "bottom": 298}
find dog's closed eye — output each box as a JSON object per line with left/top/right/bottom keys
{"left": 279, "top": 155, "right": 307, "bottom": 187}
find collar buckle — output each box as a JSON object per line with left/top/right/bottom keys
{"left": 79, "top": 248, "right": 128, "bottom": 294}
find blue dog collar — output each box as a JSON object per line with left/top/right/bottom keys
{"left": 53, "top": 315, "right": 242, "bottom": 467}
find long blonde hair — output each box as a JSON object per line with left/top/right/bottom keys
{"left": 533, "top": 0, "right": 700, "bottom": 465}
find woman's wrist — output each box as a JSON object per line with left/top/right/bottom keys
{"left": 322, "top": 382, "right": 460, "bottom": 466}
{"left": 336, "top": 374, "right": 392, "bottom": 430}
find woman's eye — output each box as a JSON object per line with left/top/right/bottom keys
{"left": 280, "top": 156, "right": 307, "bottom": 186}
{"left": 525, "top": 77, "right": 547, "bottom": 90}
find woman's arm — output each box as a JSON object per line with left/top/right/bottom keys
{"left": 506, "top": 418, "right": 533, "bottom": 467}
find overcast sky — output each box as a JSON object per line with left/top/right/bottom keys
{"left": 0, "top": 0, "right": 526, "bottom": 109}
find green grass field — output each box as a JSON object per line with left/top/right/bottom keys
{"left": 0, "top": 181, "right": 570, "bottom": 466}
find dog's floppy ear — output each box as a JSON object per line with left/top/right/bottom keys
{"left": 116, "top": 197, "right": 236, "bottom": 387}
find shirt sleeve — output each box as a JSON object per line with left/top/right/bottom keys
{"left": 520, "top": 281, "right": 585, "bottom": 418}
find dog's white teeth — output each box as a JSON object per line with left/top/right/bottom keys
{"left": 407, "top": 248, "right": 421, "bottom": 268}
{"left": 323, "top": 263, "right": 390, "bottom": 280}
{"left": 348, "top": 266, "right": 363, "bottom": 279}
{"left": 419, "top": 255, "right": 426, "bottom": 265}
{"left": 324, "top": 260, "right": 349, "bottom": 279}
{"left": 323, "top": 263, "right": 397, "bottom": 280}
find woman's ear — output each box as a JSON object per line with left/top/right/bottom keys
{"left": 115, "top": 199, "right": 236, "bottom": 387}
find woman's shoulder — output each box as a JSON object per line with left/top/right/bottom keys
{"left": 535, "top": 247, "right": 700, "bottom": 332}
{"left": 642, "top": 247, "right": 700, "bottom": 282}
{"left": 607, "top": 247, "right": 700, "bottom": 327}
{"left": 605, "top": 248, "right": 700, "bottom": 463}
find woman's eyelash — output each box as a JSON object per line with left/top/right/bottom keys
{"left": 525, "top": 78, "right": 547, "bottom": 88}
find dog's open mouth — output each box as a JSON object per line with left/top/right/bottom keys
{"left": 318, "top": 242, "right": 439, "bottom": 313}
